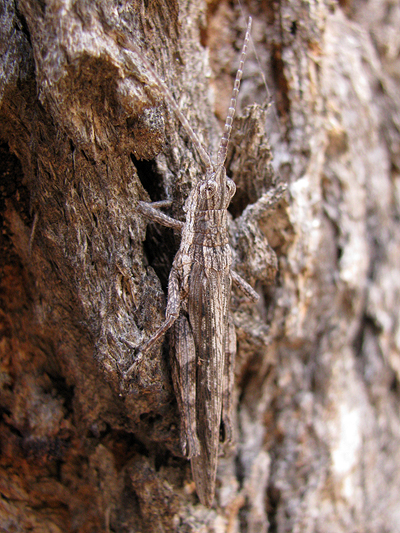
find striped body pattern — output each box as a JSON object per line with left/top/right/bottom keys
{"left": 171, "top": 168, "right": 237, "bottom": 506}
{"left": 125, "top": 18, "right": 258, "bottom": 506}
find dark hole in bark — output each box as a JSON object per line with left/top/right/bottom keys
{"left": 131, "top": 155, "right": 164, "bottom": 202}
{"left": 266, "top": 483, "right": 281, "bottom": 533}
{"left": 228, "top": 186, "right": 252, "bottom": 219}
{"left": 132, "top": 156, "right": 179, "bottom": 290}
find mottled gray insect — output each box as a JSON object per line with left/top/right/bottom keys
{"left": 125, "top": 18, "right": 258, "bottom": 506}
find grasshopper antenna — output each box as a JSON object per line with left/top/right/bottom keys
{"left": 121, "top": 35, "right": 213, "bottom": 174}
{"left": 216, "top": 16, "right": 252, "bottom": 167}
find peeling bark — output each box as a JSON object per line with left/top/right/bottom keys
{"left": 1, "top": 0, "right": 400, "bottom": 531}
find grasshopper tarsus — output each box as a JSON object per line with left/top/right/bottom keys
{"left": 123, "top": 352, "right": 144, "bottom": 380}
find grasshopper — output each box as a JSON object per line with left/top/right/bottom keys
{"left": 125, "top": 18, "right": 259, "bottom": 506}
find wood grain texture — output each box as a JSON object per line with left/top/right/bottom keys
{"left": 2, "top": 0, "right": 400, "bottom": 531}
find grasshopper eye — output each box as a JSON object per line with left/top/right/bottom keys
{"left": 200, "top": 180, "right": 217, "bottom": 198}
{"left": 226, "top": 178, "right": 236, "bottom": 199}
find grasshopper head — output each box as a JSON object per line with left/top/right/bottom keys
{"left": 199, "top": 165, "right": 236, "bottom": 210}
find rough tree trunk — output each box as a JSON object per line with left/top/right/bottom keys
{"left": 1, "top": 0, "right": 400, "bottom": 531}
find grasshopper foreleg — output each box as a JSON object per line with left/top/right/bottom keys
{"left": 137, "top": 201, "right": 184, "bottom": 231}
{"left": 231, "top": 269, "right": 260, "bottom": 302}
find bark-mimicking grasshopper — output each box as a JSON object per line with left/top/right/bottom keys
{"left": 125, "top": 18, "right": 259, "bottom": 506}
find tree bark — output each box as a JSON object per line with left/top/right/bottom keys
{"left": 1, "top": 0, "right": 400, "bottom": 531}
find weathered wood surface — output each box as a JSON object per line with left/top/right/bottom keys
{"left": 1, "top": 0, "right": 400, "bottom": 531}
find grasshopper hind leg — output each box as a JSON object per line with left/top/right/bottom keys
{"left": 221, "top": 315, "right": 236, "bottom": 444}
{"left": 171, "top": 314, "right": 201, "bottom": 458}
